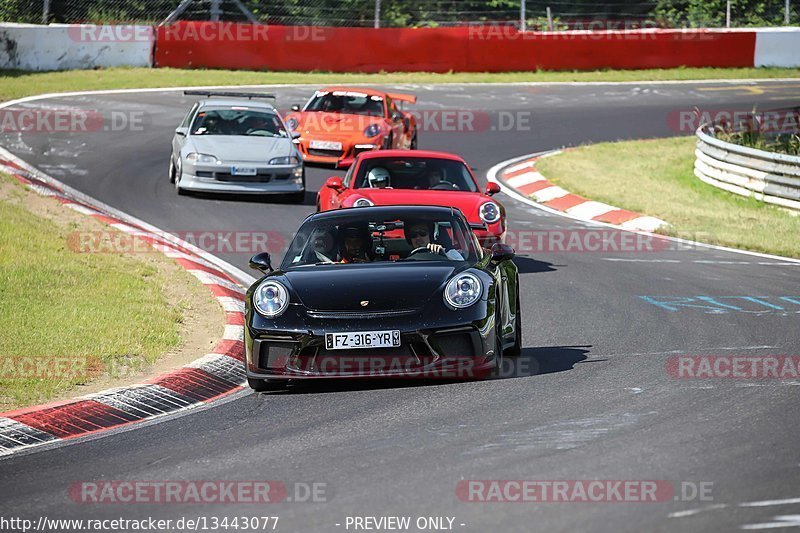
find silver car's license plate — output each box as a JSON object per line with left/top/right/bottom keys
{"left": 232, "top": 166, "right": 257, "bottom": 176}
{"left": 325, "top": 330, "right": 401, "bottom": 350}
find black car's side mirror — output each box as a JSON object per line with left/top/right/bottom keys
{"left": 291, "top": 105, "right": 301, "bottom": 112}
{"left": 249, "top": 252, "right": 273, "bottom": 273}
{"left": 490, "top": 243, "right": 515, "bottom": 263}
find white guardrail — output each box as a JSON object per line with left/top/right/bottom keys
{"left": 694, "top": 126, "right": 800, "bottom": 212}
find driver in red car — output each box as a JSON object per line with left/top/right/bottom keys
{"left": 338, "top": 225, "right": 373, "bottom": 263}
{"left": 404, "top": 220, "right": 464, "bottom": 260}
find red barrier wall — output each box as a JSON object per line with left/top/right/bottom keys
{"left": 154, "top": 23, "right": 756, "bottom": 72}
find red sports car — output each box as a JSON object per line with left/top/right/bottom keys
{"left": 284, "top": 87, "right": 418, "bottom": 168}
{"left": 316, "top": 150, "right": 506, "bottom": 246}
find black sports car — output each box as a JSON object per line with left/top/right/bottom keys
{"left": 245, "top": 205, "right": 521, "bottom": 390}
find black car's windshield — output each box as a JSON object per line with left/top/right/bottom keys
{"left": 354, "top": 157, "right": 478, "bottom": 192}
{"left": 191, "top": 108, "right": 289, "bottom": 138}
{"left": 281, "top": 211, "right": 479, "bottom": 269}
{"left": 304, "top": 91, "right": 385, "bottom": 117}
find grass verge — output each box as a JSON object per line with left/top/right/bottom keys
{"left": 535, "top": 136, "right": 800, "bottom": 259}
{"left": 1, "top": 66, "right": 799, "bottom": 102}
{"left": 0, "top": 173, "right": 219, "bottom": 410}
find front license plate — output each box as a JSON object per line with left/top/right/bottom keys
{"left": 325, "top": 330, "right": 401, "bottom": 350}
{"left": 309, "top": 140, "right": 343, "bottom": 150}
{"left": 232, "top": 166, "right": 257, "bottom": 176}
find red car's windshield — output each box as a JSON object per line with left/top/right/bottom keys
{"left": 353, "top": 157, "right": 478, "bottom": 192}
{"left": 305, "top": 91, "right": 385, "bottom": 117}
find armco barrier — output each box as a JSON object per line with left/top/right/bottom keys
{"left": 154, "top": 23, "right": 757, "bottom": 72}
{"left": 0, "top": 23, "right": 154, "bottom": 70}
{"left": 695, "top": 126, "right": 800, "bottom": 211}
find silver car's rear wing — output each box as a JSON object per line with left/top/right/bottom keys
{"left": 184, "top": 90, "right": 276, "bottom": 100}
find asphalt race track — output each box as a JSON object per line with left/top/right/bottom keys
{"left": 1, "top": 81, "right": 800, "bottom": 532}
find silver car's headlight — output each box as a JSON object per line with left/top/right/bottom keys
{"left": 253, "top": 280, "right": 289, "bottom": 318}
{"left": 269, "top": 156, "right": 301, "bottom": 165}
{"left": 444, "top": 273, "right": 482, "bottom": 309}
{"left": 186, "top": 153, "right": 218, "bottom": 164}
{"left": 353, "top": 198, "right": 374, "bottom": 207}
{"left": 479, "top": 201, "right": 501, "bottom": 224}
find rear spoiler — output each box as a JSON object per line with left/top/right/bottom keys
{"left": 387, "top": 93, "right": 417, "bottom": 105}
{"left": 184, "top": 90, "right": 276, "bottom": 100}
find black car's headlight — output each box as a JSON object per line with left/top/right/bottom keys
{"left": 269, "top": 156, "right": 301, "bottom": 165}
{"left": 253, "top": 280, "right": 289, "bottom": 318}
{"left": 444, "top": 273, "right": 482, "bottom": 309}
{"left": 479, "top": 201, "right": 501, "bottom": 224}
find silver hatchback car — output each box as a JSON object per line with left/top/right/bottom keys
{"left": 170, "top": 91, "right": 305, "bottom": 202}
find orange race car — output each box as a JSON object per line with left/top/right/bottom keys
{"left": 283, "top": 87, "right": 418, "bottom": 168}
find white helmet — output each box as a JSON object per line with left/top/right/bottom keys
{"left": 367, "top": 167, "right": 391, "bottom": 188}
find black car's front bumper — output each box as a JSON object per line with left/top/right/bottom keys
{"left": 245, "top": 304, "right": 496, "bottom": 381}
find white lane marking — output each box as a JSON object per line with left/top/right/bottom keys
{"left": 669, "top": 504, "right": 728, "bottom": 518}
{"left": 506, "top": 160, "right": 536, "bottom": 173}
{"left": 565, "top": 200, "right": 616, "bottom": 219}
{"left": 531, "top": 185, "right": 569, "bottom": 202}
{"left": 620, "top": 215, "right": 669, "bottom": 232}
{"left": 506, "top": 171, "right": 546, "bottom": 188}
{"left": 217, "top": 296, "right": 246, "bottom": 313}
{"left": 223, "top": 325, "right": 244, "bottom": 342}
{"left": 603, "top": 258, "right": 682, "bottom": 263}
{"left": 741, "top": 515, "right": 800, "bottom": 530}
{"left": 188, "top": 270, "right": 244, "bottom": 294}
{"left": 487, "top": 151, "right": 800, "bottom": 265}
{"left": 740, "top": 498, "right": 800, "bottom": 507}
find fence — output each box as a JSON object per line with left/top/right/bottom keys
{"left": 695, "top": 125, "right": 800, "bottom": 212}
{"left": 0, "top": 0, "right": 796, "bottom": 28}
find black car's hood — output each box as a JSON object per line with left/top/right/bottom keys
{"left": 283, "top": 262, "right": 461, "bottom": 311}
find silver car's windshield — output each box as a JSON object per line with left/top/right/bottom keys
{"left": 191, "top": 109, "right": 289, "bottom": 138}
{"left": 281, "top": 212, "right": 479, "bottom": 269}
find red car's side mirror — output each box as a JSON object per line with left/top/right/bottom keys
{"left": 485, "top": 182, "right": 501, "bottom": 196}
{"left": 325, "top": 176, "right": 344, "bottom": 192}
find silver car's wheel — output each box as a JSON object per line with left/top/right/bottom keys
{"left": 174, "top": 159, "right": 186, "bottom": 195}
{"left": 168, "top": 154, "right": 176, "bottom": 183}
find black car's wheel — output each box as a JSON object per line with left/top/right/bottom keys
{"left": 247, "top": 378, "right": 287, "bottom": 392}
{"left": 506, "top": 281, "right": 522, "bottom": 357}
{"left": 491, "top": 306, "right": 504, "bottom": 378}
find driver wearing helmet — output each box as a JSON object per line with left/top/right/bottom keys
{"left": 366, "top": 167, "right": 391, "bottom": 188}
{"left": 404, "top": 220, "right": 464, "bottom": 260}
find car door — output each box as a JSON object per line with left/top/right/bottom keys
{"left": 172, "top": 103, "right": 198, "bottom": 164}
{"left": 385, "top": 97, "right": 406, "bottom": 148}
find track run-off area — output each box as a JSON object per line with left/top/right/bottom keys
{"left": 1, "top": 80, "right": 800, "bottom": 532}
